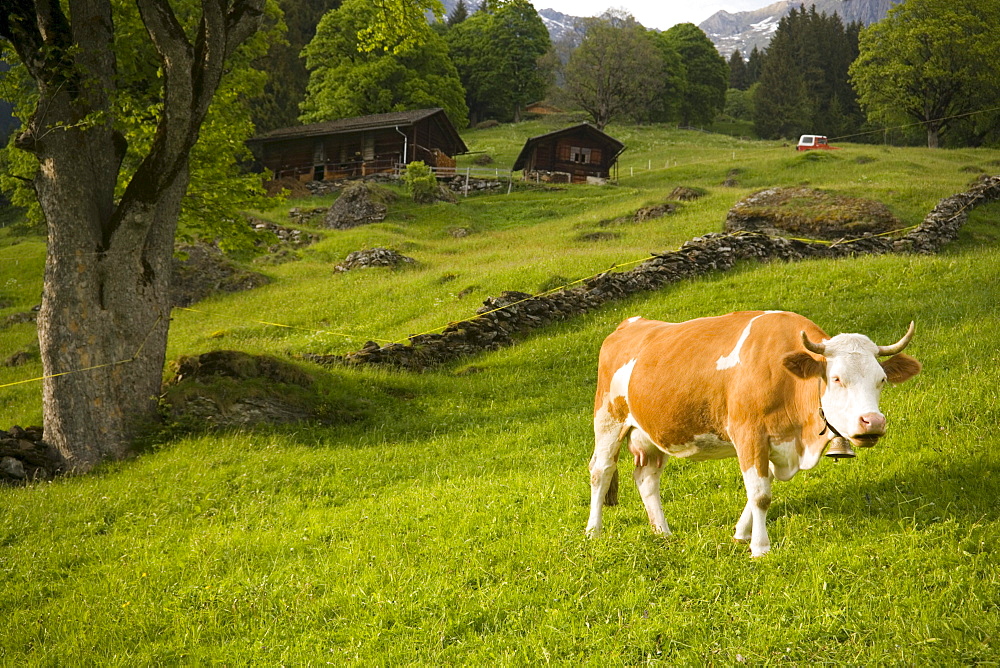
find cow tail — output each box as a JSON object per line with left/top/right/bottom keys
{"left": 604, "top": 468, "right": 619, "bottom": 506}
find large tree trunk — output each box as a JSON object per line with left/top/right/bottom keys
{"left": 2, "top": 0, "right": 264, "bottom": 473}
{"left": 36, "top": 152, "right": 185, "bottom": 469}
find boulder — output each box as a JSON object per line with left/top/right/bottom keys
{"left": 334, "top": 247, "right": 415, "bottom": 272}
{"left": 171, "top": 243, "right": 270, "bottom": 307}
{"left": 163, "top": 350, "right": 345, "bottom": 429}
{"left": 323, "top": 181, "right": 397, "bottom": 229}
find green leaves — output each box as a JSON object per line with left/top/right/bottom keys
{"left": 0, "top": 0, "right": 282, "bottom": 243}
{"left": 300, "top": 0, "right": 467, "bottom": 128}
{"left": 357, "top": 0, "right": 445, "bottom": 54}
{"left": 849, "top": 0, "right": 1000, "bottom": 147}
{"left": 446, "top": 0, "right": 550, "bottom": 123}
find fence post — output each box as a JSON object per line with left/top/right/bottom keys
{"left": 465, "top": 167, "right": 470, "bottom": 197}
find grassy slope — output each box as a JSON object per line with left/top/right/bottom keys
{"left": 0, "top": 121, "right": 998, "bottom": 663}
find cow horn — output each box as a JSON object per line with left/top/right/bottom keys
{"left": 801, "top": 331, "right": 826, "bottom": 355}
{"left": 877, "top": 321, "right": 915, "bottom": 356}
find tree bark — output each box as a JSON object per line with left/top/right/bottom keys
{"left": 927, "top": 126, "right": 940, "bottom": 149}
{"left": 2, "top": 0, "right": 264, "bottom": 472}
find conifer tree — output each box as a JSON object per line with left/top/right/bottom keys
{"left": 728, "top": 50, "right": 748, "bottom": 90}
{"left": 447, "top": 0, "right": 469, "bottom": 26}
{"left": 752, "top": 6, "right": 864, "bottom": 140}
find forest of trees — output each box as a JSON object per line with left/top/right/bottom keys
{"left": 749, "top": 6, "right": 865, "bottom": 141}
{"left": 7, "top": 0, "right": 999, "bottom": 146}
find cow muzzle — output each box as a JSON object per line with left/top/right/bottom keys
{"left": 852, "top": 412, "right": 886, "bottom": 447}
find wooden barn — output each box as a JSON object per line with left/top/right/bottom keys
{"left": 512, "top": 124, "right": 625, "bottom": 184}
{"left": 247, "top": 108, "right": 468, "bottom": 182}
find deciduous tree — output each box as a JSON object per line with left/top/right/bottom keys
{"left": 300, "top": 0, "right": 468, "bottom": 128}
{"left": 562, "top": 11, "right": 664, "bottom": 129}
{"left": 661, "top": 23, "right": 727, "bottom": 127}
{"left": 0, "top": 0, "right": 271, "bottom": 471}
{"left": 849, "top": 0, "right": 1000, "bottom": 148}
{"left": 446, "top": 0, "right": 550, "bottom": 124}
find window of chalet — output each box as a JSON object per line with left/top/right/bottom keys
{"left": 571, "top": 147, "right": 592, "bottom": 164}
{"left": 557, "top": 143, "right": 602, "bottom": 165}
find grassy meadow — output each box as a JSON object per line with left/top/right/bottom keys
{"left": 1, "top": 119, "right": 999, "bottom": 664}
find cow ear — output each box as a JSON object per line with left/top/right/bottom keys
{"left": 782, "top": 351, "right": 825, "bottom": 379}
{"left": 881, "top": 353, "right": 921, "bottom": 384}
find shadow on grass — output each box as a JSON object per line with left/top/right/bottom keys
{"left": 787, "top": 453, "right": 1000, "bottom": 524}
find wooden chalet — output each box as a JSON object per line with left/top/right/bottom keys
{"left": 247, "top": 108, "right": 468, "bottom": 182}
{"left": 511, "top": 124, "right": 625, "bottom": 184}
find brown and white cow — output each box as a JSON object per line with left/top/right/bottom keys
{"left": 587, "top": 310, "right": 921, "bottom": 556}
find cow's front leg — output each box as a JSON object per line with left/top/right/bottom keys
{"left": 736, "top": 466, "right": 773, "bottom": 557}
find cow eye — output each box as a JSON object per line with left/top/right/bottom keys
{"left": 831, "top": 376, "right": 842, "bottom": 385}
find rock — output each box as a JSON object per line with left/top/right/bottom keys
{"left": 633, "top": 203, "right": 678, "bottom": 222}
{"left": 334, "top": 247, "right": 415, "bottom": 272}
{"left": 3, "top": 311, "right": 37, "bottom": 328}
{"left": 3, "top": 350, "right": 32, "bottom": 366}
{"left": 0, "top": 425, "right": 62, "bottom": 484}
{"left": 162, "top": 350, "right": 352, "bottom": 429}
{"left": 171, "top": 243, "right": 270, "bottom": 307}
{"left": 323, "top": 181, "right": 397, "bottom": 229}
{"left": 167, "top": 350, "right": 313, "bottom": 387}
{"left": 725, "top": 186, "right": 903, "bottom": 240}
{"left": 244, "top": 215, "right": 319, "bottom": 251}
{"left": 670, "top": 186, "right": 705, "bottom": 201}
{"left": 1, "top": 456, "right": 25, "bottom": 479}
{"left": 288, "top": 207, "right": 328, "bottom": 226}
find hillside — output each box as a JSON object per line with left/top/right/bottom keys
{"left": 0, "top": 121, "right": 998, "bottom": 662}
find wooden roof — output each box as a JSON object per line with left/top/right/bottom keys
{"left": 248, "top": 108, "right": 468, "bottom": 153}
{"left": 512, "top": 123, "right": 626, "bottom": 171}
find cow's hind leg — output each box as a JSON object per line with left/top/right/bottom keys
{"left": 632, "top": 443, "right": 669, "bottom": 535}
{"left": 586, "top": 412, "right": 623, "bottom": 538}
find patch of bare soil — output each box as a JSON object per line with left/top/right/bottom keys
{"left": 725, "top": 187, "right": 903, "bottom": 240}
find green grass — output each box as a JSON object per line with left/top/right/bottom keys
{"left": 0, "top": 124, "right": 998, "bottom": 664}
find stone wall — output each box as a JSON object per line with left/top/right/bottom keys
{"left": 313, "top": 175, "right": 1000, "bottom": 371}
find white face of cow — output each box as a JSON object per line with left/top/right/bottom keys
{"left": 819, "top": 335, "right": 890, "bottom": 445}
{"left": 783, "top": 324, "right": 922, "bottom": 447}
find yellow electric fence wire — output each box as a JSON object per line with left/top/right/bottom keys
{"left": 0, "top": 314, "right": 163, "bottom": 389}
{"left": 174, "top": 306, "right": 395, "bottom": 344}
{"left": 3, "top": 106, "right": 996, "bottom": 388}
{"left": 1, "top": 218, "right": 943, "bottom": 391}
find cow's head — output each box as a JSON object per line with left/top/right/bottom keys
{"left": 782, "top": 322, "right": 922, "bottom": 447}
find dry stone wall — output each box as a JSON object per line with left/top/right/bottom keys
{"left": 311, "top": 175, "right": 1000, "bottom": 371}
